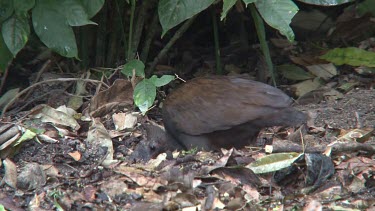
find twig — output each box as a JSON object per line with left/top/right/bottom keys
{"left": 175, "top": 74, "right": 186, "bottom": 83}
{"left": 354, "top": 111, "right": 362, "bottom": 128}
{"left": 1, "top": 78, "right": 109, "bottom": 118}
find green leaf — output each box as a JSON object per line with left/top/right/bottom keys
{"left": 0, "top": 33, "right": 13, "bottom": 72}
{"left": 2, "top": 15, "right": 30, "bottom": 57}
{"left": 133, "top": 79, "right": 156, "bottom": 114}
{"left": 13, "top": 0, "right": 35, "bottom": 16}
{"left": 320, "top": 47, "right": 375, "bottom": 67}
{"left": 158, "top": 0, "right": 215, "bottom": 36}
{"left": 221, "top": 0, "right": 237, "bottom": 21}
{"left": 62, "top": 0, "right": 96, "bottom": 26}
{"left": 149, "top": 75, "right": 175, "bottom": 87}
{"left": 14, "top": 129, "right": 37, "bottom": 146}
{"left": 278, "top": 64, "right": 315, "bottom": 81}
{"left": 0, "top": 0, "right": 13, "bottom": 23}
{"left": 121, "top": 59, "right": 145, "bottom": 78}
{"left": 247, "top": 152, "right": 303, "bottom": 174}
{"left": 255, "top": 0, "right": 298, "bottom": 41}
{"left": 79, "top": 0, "right": 105, "bottom": 18}
{"left": 296, "top": 0, "right": 354, "bottom": 6}
{"left": 357, "top": 0, "right": 375, "bottom": 16}
{"left": 242, "top": 0, "right": 257, "bottom": 6}
{"left": 32, "top": 0, "right": 78, "bottom": 58}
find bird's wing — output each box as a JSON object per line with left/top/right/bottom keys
{"left": 163, "top": 76, "right": 293, "bottom": 135}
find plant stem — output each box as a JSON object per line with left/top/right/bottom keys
{"left": 211, "top": 8, "right": 222, "bottom": 75}
{"left": 147, "top": 16, "right": 196, "bottom": 76}
{"left": 131, "top": 0, "right": 158, "bottom": 60}
{"left": 127, "top": 0, "right": 136, "bottom": 60}
{"left": 140, "top": 10, "right": 159, "bottom": 63}
{"left": 250, "top": 4, "right": 276, "bottom": 86}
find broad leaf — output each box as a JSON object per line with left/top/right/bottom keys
{"left": 255, "top": 0, "right": 298, "bottom": 41}
{"left": 149, "top": 75, "right": 175, "bottom": 87}
{"left": 221, "top": 0, "right": 237, "bottom": 21}
{"left": 242, "top": 0, "right": 257, "bottom": 5}
{"left": 133, "top": 79, "right": 156, "bottom": 114}
{"left": 278, "top": 64, "right": 315, "bottom": 81}
{"left": 13, "top": 0, "right": 35, "bottom": 16}
{"left": 79, "top": 0, "right": 105, "bottom": 18}
{"left": 320, "top": 47, "right": 375, "bottom": 67}
{"left": 158, "top": 0, "right": 215, "bottom": 36}
{"left": 0, "top": 0, "right": 13, "bottom": 23}
{"left": 2, "top": 15, "right": 30, "bottom": 57}
{"left": 357, "top": 0, "right": 375, "bottom": 16}
{"left": 62, "top": 0, "right": 96, "bottom": 26}
{"left": 247, "top": 152, "right": 303, "bottom": 174}
{"left": 32, "top": 0, "right": 78, "bottom": 58}
{"left": 296, "top": 0, "right": 354, "bottom": 6}
{"left": 0, "top": 33, "right": 13, "bottom": 72}
{"left": 121, "top": 59, "right": 145, "bottom": 78}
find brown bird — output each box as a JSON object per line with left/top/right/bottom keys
{"left": 162, "top": 75, "right": 306, "bottom": 151}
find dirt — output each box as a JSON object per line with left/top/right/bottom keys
{"left": 1, "top": 86, "right": 374, "bottom": 210}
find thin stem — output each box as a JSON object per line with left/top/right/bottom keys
{"left": 127, "top": 0, "right": 136, "bottom": 60}
{"left": 211, "top": 8, "right": 222, "bottom": 75}
{"left": 250, "top": 4, "right": 276, "bottom": 86}
{"left": 1, "top": 78, "right": 108, "bottom": 118}
{"left": 147, "top": 16, "right": 196, "bottom": 76}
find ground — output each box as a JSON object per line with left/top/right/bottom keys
{"left": 0, "top": 85, "right": 374, "bottom": 210}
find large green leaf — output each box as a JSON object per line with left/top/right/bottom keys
{"left": 357, "top": 0, "right": 375, "bottom": 16}
{"left": 242, "top": 0, "right": 257, "bottom": 5}
{"left": 221, "top": 0, "right": 237, "bottom": 21}
{"left": 158, "top": 0, "right": 215, "bottom": 36}
{"left": 149, "top": 75, "right": 175, "bottom": 87}
{"left": 247, "top": 152, "right": 303, "bottom": 174}
{"left": 62, "top": 0, "right": 96, "bottom": 26}
{"left": 255, "top": 0, "right": 298, "bottom": 41}
{"left": 278, "top": 64, "right": 315, "bottom": 81}
{"left": 133, "top": 79, "right": 156, "bottom": 114}
{"left": 0, "top": 0, "right": 13, "bottom": 23}
{"left": 79, "top": 0, "right": 105, "bottom": 18}
{"left": 2, "top": 15, "right": 30, "bottom": 57}
{"left": 296, "top": 0, "right": 354, "bottom": 6}
{"left": 32, "top": 0, "right": 78, "bottom": 58}
{"left": 121, "top": 59, "right": 145, "bottom": 78}
{"left": 13, "top": 0, "right": 35, "bottom": 16}
{"left": 0, "top": 33, "right": 13, "bottom": 72}
{"left": 320, "top": 47, "right": 375, "bottom": 67}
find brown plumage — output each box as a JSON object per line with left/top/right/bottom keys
{"left": 162, "top": 75, "right": 306, "bottom": 151}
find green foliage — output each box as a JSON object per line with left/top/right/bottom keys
{"left": 220, "top": 0, "right": 237, "bottom": 21}
{"left": 357, "top": 0, "right": 375, "bottom": 16}
{"left": 0, "top": 33, "right": 12, "bottom": 71}
{"left": 254, "top": 0, "right": 298, "bottom": 42}
{"left": 134, "top": 79, "right": 157, "bottom": 114}
{"left": 0, "top": 0, "right": 14, "bottom": 23}
{"left": 278, "top": 64, "right": 315, "bottom": 81}
{"left": 149, "top": 75, "right": 175, "bottom": 87}
{"left": 121, "top": 59, "right": 146, "bottom": 78}
{"left": 158, "top": 0, "right": 215, "bottom": 36}
{"left": 296, "top": 0, "right": 354, "bottom": 6}
{"left": 121, "top": 59, "right": 175, "bottom": 114}
{"left": 0, "top": 0, "right": 364, "bottom": 113}
{"left": 2, "top": 15, "right": 30, "bottom": 56}
{"left": 0, "top": 0, "right": 104, "bottom": 72}
{"left": 320, "top": 47, "right": 375, "bottom": 67}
